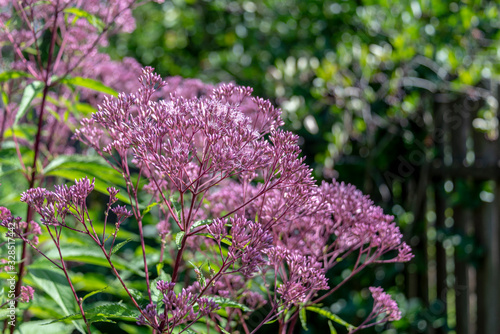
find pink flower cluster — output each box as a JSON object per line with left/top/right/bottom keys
{"left": 18, "top": 67, "right": 413, "bottom": 331}
{"left": 20, "top": 286, "right": 35, "bottom": 303}
{"left": 137, "top": 281, "right": 219, "bottom": 331}
{"left": 369, "top": 286, "right": 402, "bottom": 321}
{"left": 0, "top": 0, "right": 163, "bottom": 155}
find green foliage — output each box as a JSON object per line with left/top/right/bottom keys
{"left": 59, "top": 77, "right": 118, "bottom": 97}
{"left": 51, "top": 303, "right": 140, "bottom": 324}
{"left": 15, "top": 81, "right": 44, "bottom": 125}
{"left": 26, "top": 267, "right": 86, "bottom": 333}
{"left": 306, "top": 306, "right": 357, "bottom": 332}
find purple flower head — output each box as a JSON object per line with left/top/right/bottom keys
{"left": 157, "top": 219, "right": 170, "bottom": 238}
{"left": 20, "top": 188, "right": 50, "bottom": 212}
{"left": 19, "top": 286, "right": 35, "bottom": 303}
{"left": 107, "top": 187, "right": 120, "bottom": 204}
{"left": 0, "top": 207, "right": 11, "bottom": 221}
{"left": 267, "top": 246, "right": 329, "bottom": 306}
{"left": 396, "top": 242, "right": 414, "bottom": 262}
{"left": 111, "top": 205, "right": 133, "bottom": 220}
{"left": 15, "top": 221, "right": 43, "bottom": 246}
{"left": 197, "top": 298, "right": 220, "bottom": 316}
{"left": 136, "top": 303, "right": 158, "bottom": 327}
{"left": 156, "top": 280, "right": 175, "bottom": 293}
{"left": 77, "top": 67, "right": 292, "bottom": 196}
{"left": 70, "top": 177, "right": 95, "bottom": 205}
{"left": 369, "top": 287, "right": 402, "bottom": 321}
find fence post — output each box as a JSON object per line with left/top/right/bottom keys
{"left": 473, "top": 79, "right": 500, "bottom": 334}
{"left": 433, "top": 96, "right": 449, "bottom": 334}
{"left": 450, "top": 95, "right": 472, "bottom": 334}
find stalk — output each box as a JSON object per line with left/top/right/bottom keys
{"left": 10, "top": 2, "right": 60, "bottom": 332}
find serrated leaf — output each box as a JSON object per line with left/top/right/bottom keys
{"left": 300, "top": 307, "right": 308, "bottom": 331}
{"left": 82, "top": 286, "right": 109, "bottom": 302}
{"left": 191, "top": 219, "right": 212, "bottom": 231}
{"left": 27, "top": 268, "right": 85, "bottom": 333}
{"left": 110, "top": 238, "right": 132, "bottom": 256}
{"left": 175, "top": 231, "right": 185, "bottom": 250}
{"left": 0, "top": 70, "right": 32, "bottom": 82}
{"left": 15, "top": 80, "right": 44, "bottom": 125}
{"left": 306, "top": 307, "right": 356, "bottom": 330}
{"left": 210, "top": 296, "right": 252, "bottom": 312}
{"left": 60, "top": 76, "right": 118, "bottom": 97}
{"left": 17, "top": 320, "right": 75, "bottom": 334}
{"left": 49, "top": 303, "right": 140, "bottom": 324}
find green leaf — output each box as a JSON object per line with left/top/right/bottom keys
{"left": 210, "top": 296, "right": 252, "bottom": 312}
{"left": 27, "top": 267, "right": 85, "bottom": 333}
{"left": 191, "top": 219, "right": 212, "bottom": 231}
{"left": 15, "top": 80, "right": 44, "bottom": 125}
{"left": 118, "top": 323, "right": 152, "bottom": 334}
{"left": 17, "top": 320, "right": 75, "bottom": 334}
{"left": 60, "top": 76, "right": 118, "bottom": 97}
{"left": 50, "top": 303, "right": 140, "bottom": 324}
{"left": 43, "top": 245, "right": 144, "bottom": 276}
{"left": 171, "top": 199, "right": 182, "bottom": 221}
{"left": 0, "top": 70, "right": 32, "bottom": 82}
{"left": 196, "top": 233, "right": 232, "bottom": 246}
{"left": 175, "top": 231, "right": 185, "bottom": 250}
{"left": 110, "top": 238, "right": 132, "bottom": 256}
{"left": 306, "top": 307, "right": 356, "bottom": 331}
{"left": 156, "top": 262, "right": 164, "bottom": 276}
{"left": 73, "top": 102, "right": 97, "bottom": 116}
{"left": 299, "top": 307, "right": 308, "bottom": 331}
{"left": 63, "top": 7, "right": 105, "bottom": 32}
{"left": 328, "top": 320, "right": 338, "bottom": 334}
{"left": 218, "top": 326, "right": 231, "bottom": 334}
{"left": 144, "top": 202, "right": 158, "bottom": 214}
{"left": 1, "top": 91, "right": 8, "bottom": 106}
{"left": 82, "top": 286, "right": 109, "bottom": 302}
{"left": 182, "top": 328, "right": 197, "bottom": 334}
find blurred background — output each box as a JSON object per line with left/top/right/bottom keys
{"left": 102, "top": 0, "right": 500, "bottom": 333}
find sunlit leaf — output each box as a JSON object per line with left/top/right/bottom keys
{"left": 50, "top": 303, "right": 140, "bottom": 324}
{"left": 60, "top": 76, "right": 118, "bottom": 97}
{"left": 306, "top": 307, "right": 356, "bottom": 331}
{"left": 63, "top": 7, "right": 105, "bottom": 32}
{"left": 15, "top": 81, "right": 44, "bottom": 125}
{"left": 27, "top": 267, "right": 86, "bottom": 333}
{"left": 0, "top": 70, "right": 32, "bottom": 82}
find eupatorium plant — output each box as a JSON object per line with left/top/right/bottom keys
{"left": 0, "top": 1, "right": 160, "bottom": 331}
{"left": 2, "top": 67, "right": 413, "bottom": 333}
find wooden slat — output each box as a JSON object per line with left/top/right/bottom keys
{"left": 472, "top": 79, "right": 499, "bottom": 334}
{"left": 433, "top": 98, "right": 448, "bottom": 334}
{"left": 450, "top": 95, "right": 472, "bottom": 334}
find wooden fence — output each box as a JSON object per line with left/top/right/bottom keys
{"left": 402, "top": 80, "right": 500, "bottom": 334}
